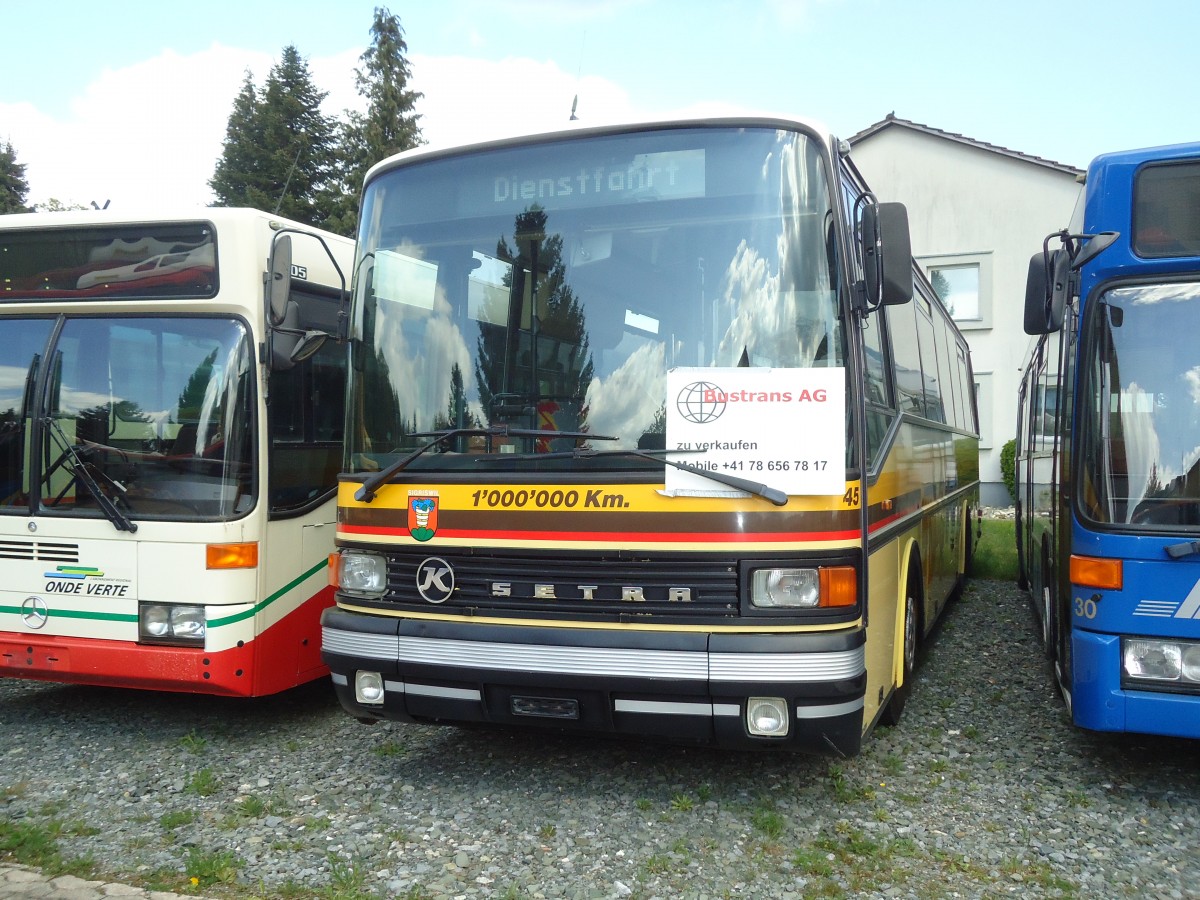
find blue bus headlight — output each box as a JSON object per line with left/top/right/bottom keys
{"left": 1185, "top": 645, "right": 1200, "bottom": 682}
{"left": 1121, "top": 638, "right": 1200, "bottom": 685}
{"left": 337, "top": 551, "right": 388, "bottom": 599}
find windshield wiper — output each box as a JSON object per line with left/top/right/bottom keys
{"left": 354, "top": 426, "right": 618, "bottom": 502}
{"left": 42, "top": 417, "right": 138, "bottom": 533}
{"left": 1165, "top": 540, "right": 1200, "bottom": 559}
{"left": 530, "top": 447, "right": 788, "bottom": 507}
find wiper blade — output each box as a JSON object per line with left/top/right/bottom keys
{"left": 42, "top": 418, "right": 138, "bottom": 533}
{"left": 353, "top": 426, "right": 617, "bottom": 503}
{"left": 537, "top": 447, "right": 788, "bottom": 507}
{"left": 1166, "top": 540, "right": 1200, "bottom": 559}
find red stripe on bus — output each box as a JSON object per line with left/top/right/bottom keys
{"left": 338, "top": 524, "right": 861, "bottom": 543}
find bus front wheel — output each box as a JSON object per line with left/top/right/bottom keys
{"left": 880, "top": 568, "right": 920, "bottom": 727}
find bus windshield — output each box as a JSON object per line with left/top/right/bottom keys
{"left": 1, "top": 316, "right": 255, "bottom": 522}
{"left": 1079, "top": 280, "right": 1200, "bottom": 527}
{"left": 349, "top": 126, "right": 841, "bottom": 473}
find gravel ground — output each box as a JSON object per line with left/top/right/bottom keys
{"left": 3, "top": 577, "right": 1200, "bottom": 900}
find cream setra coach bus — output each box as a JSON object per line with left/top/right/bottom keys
{"left": 322, "top": 116, "right": 980, "bottom": 754}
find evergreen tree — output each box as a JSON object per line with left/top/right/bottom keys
{"left": 209, "top": 73, "right": 271, "bottom": 210}
{"left": 209, "top": 48, "right": 340, "bottom": 228}
{"left": 0, "top": 140, "right": 31, "bottom": 214}
{"left": 328, "top": 7, "right": 424, "bottom": 234}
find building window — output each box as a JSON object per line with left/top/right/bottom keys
{"left": 930, "top": 264, "right": 979, "bottom": 320}
{"left": 919, "top": 252, "right": 993, "bottom": 330}
{"left": 974, "top": 372, "right": 993, "bottom": 450}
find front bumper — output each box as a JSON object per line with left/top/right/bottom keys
{"left": 321, "top": 606, "right": 866, "bottom": 754}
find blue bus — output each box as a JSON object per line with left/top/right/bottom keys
{"left": 1016, "top": 141, "right": 1200, "bottom": 739}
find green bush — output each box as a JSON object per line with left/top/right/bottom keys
{"left": 999, "top": 438, "right": 1016, "bottom": 502}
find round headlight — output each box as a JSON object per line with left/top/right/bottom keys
{"left": 142, "top": 606, "right": 170, "bottom": 637}
{"left": 1182, "top": 645, "right": 1200, "bottom": 683}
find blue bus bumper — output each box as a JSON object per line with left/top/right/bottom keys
{"left": 1072, "top": 630, "right": 1200, "bottom": 738}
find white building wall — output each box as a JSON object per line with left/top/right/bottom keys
{"left": 849, "top": 125, "right": 1082, "bottom": 505}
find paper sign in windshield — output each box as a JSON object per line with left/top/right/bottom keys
{"left": 665, "top": 367, "right": 846, "bottom": 496}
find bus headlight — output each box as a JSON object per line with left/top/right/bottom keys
{"left": 139, "top": 603, "right": 206, "bottom": 645}
{"left": 751, "top": 568, "right": 819, "bottom": 608}
{"left": 1122, "top": 638, "right": 1200, "bottom": 683}
{"left": 1184, "top": 645, "right": 1200, "bottom": 683}
{"left": 749, "top": 566, "right": 856, "bottom": 609}
{"left": 142, "top": 605, "right": 171, "bottom": 638}
{"left": 338, "top": 551, "right": 388, "bottom": 599}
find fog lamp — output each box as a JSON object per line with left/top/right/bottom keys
{"left": 746, "top": 697, "right": 789, "bottom": 737}
{"left": 355, "top": 670, "right": 385, "bottom": 705}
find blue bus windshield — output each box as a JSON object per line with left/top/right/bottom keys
{"left": 1079, "top": 280, "right": 1200, "bottom": 527}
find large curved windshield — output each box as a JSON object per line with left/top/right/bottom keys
{"left": 1, "top": 316, "right": 255, "bottom": 522}
{"left": 349, "top": 126, "right": 841, "bottom": 473}
{"left": 1079, "top": 281, "right": 1200, "bottom": 528}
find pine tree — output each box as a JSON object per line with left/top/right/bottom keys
{"left": 209, "top": 73, "right": 272, "bottom": 210}
{"left": 209, "top": 48, "right": 340, "bottom": 228}
{"left": 328, "top": 7, "right": 424, "bottom": 235}
{"left": 0, "top": 140, "right": 31, "bottom": 214}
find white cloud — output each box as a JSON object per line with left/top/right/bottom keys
{"left": 3, "top": 44, "right": 645, "bottom": 213}
{"left": 6, "top": 44, "right": 277, "bottom": 210}
{"left": 407, "top": 54, "right": 634, "bottom": 149}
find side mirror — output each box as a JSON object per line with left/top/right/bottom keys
{"left": 289, "top": 330, "right": 328, "bottom": 363}
{"left": 267, "top": 234, "right": 293, "bottom": 326}
{"left": 863, "top": 202, "right": 913, "bottom": 306}
{"left": 1023, "top": 248, "right": 1070, "bottom": 334}
{"left": 268, "top": 299, "right": 328, "bottom": 370}
{"left": 1073, "top": 230, "right": 1119, "bottom": 269}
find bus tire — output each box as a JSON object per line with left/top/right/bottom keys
{"left": 1054, "top": 572, "right": 1074, "bottom": 710}
{"left": 1015, "top": 499, "right": 1029, "bottom": 590}
{"left": 955, "top": 504, "right": 973, "bottom": 598}
{"left": 1039, "top": 541, "right": 1056, "bottom": 660}
{"left": 880, "top": 563, "right": 921, "bottom": 727}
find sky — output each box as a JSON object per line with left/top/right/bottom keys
{"left": 3, "top": 0, "right": 1197, "bottom": 212}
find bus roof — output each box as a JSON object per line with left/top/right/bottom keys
{"left": 1089, "top": 140, "right": 1200, "bottom": 172}
{"left": 362, "top": 112, "right": 839, "bottom": 191}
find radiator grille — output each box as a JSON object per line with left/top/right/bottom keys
{"left": 383, "top": 550, "right": 738, "bottom": 619}
{"left": 0, "top": 539, "right": 80, "bottom": 563}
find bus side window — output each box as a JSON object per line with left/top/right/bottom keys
{"left": 887, "top": 299, "right": 926, "bottom": 417}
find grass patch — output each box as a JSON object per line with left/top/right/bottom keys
{"left": 160, "top": 809, "right": 197, "bottom": 831}
{"left": 0, "top": 819, "right": 95, "bottom": 878}
{"left": 185, "top": 846, "right": 241, "bottom": 888}
{"left": 185, "top": 767, "right": 220, "bottom": 797}
{"left": 970, "top": 518, "right": 1017, "bottom": 581}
